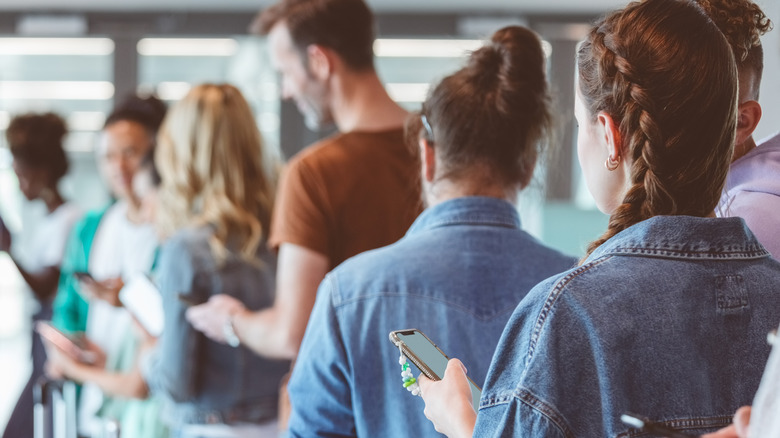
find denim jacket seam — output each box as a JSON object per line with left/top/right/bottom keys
{"left": 413, "top": 216, "right": 520, "bottom": 233}
{"left": 614, "top": 415, "right": 733, "bottom": 437}
{"left": 327, "top": 274, "right": 344, "bottom": 307}
{"left": 527, "top": 256, "right": 612, "bottom": 363}
{"left": 604, "top": 247, "right": 768, "bottom": 259}
{"left": 514, "top": 387, "right": 574, "bottom": 438}
{"left": 332, "top": 290, "right": 517, "bottom": 321}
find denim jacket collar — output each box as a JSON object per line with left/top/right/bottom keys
{"left": 587, "top": 215, "right": 768, "bottom": 261}
{"left": 406, "top": 196, "right": 521, "bottom": 236}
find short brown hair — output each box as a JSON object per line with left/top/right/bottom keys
{"left": 695, "top": 0, "right": 772, "bottom": 99}
{"left": 253, "top": 0, "right": 375, "bottom": 71}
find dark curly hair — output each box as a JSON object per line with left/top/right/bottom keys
{"left": 6, "top": 112, "right": 69, "bottom": 183}
{"left": 695, "top": 0, "right": 773, "bottom": 99}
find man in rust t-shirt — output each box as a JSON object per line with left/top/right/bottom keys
{"left": 185, "top": 0, "right": 421, "bottom": 369}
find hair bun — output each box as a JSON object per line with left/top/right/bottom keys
{"left": 464, "top": 26, "right": 548, "bottom": 122}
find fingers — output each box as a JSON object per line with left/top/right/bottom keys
{"left": 417, "top": 373, "right": 433, "bottom": 400}
{"left": 185, "top": 302, "right": 227, "bottom": 342}
{"left": 702, "top": 425, "right": 738, "bottom": 438}
{"left": 446, "top": 358, "right": 468, "bottom": 377}
{"left": 733, "top": 406, "right": 751, "bottom": 438}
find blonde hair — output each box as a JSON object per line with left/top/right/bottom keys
{"left": 155, "top": 83, "right": 280, "bottom": 260}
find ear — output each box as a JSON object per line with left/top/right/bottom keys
{"left": 419, "top": 138, "right": 436, "bottom": 182}
{"left": 306, "top": 44, "right": 333, "bottom": 81}
{"left": 596, "top": 112, "right": 623, "bottom": 161}
{"left": 736, "top": 100, "right": 762, "bottom": 145}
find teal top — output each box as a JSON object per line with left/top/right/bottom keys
{"left": 52, "top": 207, "right": 108, "bottom": 334}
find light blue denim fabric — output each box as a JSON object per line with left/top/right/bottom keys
{"left": 474, "top": 215, "right": 780, "bottom": 437}
{"left": 143, "top": 226, "right": 290, "bottom": 430}
{"left": 286, "top": 197, "right": 577, "bottom": 437}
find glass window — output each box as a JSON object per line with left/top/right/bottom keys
{"left": 137, "top": 37, "right": 280, "bottom": 152}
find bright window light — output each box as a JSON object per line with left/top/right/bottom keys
{"left": 68, "top": 111, "right": 106, "bottom": 132}
{"left": 374, "top": 39, "right": 483, "bottom": 58}
{"left": 386, "top": 83, "right": 430, "bottom": 103}
{"left": 0, "top": 38, "right": 114, "bottom": 56}
{"left": 149, "top": 82, "right": 193, "bottom": 101}
{"left": 0, "top": 81, "right": 114, "bottom": 100}
{"left": 137, "top": 38, "right": 239, "bottom": 57}
{"left": 375, "top": 38, "right": 552, "bottom": 59}
{"left": 0, "top": 111, "right": 104, "bottom": 132}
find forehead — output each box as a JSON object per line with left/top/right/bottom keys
{"left": 98, "top": 120, "right": 150, "bottom": 154}
{"left": 267, "top": 22, "right": 301, "bottom": 68}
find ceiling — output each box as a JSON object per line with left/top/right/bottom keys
{"left": 0, "top": 0, "right": 629, "bottom": 14}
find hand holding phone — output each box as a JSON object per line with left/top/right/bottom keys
{"left": 73, "top": 271, "right": 94, "bottom": 282}
{"left": 389, "top": 329, "right": 482, "bottom": 409}
{"left": 36, "top": 321, "right": 98, "bottom": 364}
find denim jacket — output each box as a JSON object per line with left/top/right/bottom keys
{"left": 474, "top": 215, "right": 780, "bottom": 437}
{"left": 143, "top": 226, "right": 290, "bottom": 429}
{"left": 286, "top": 197, "right": 576, "bottom": 437}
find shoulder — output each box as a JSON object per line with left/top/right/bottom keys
{"left": 70, "top": 205, "right": 111, "bottom": 240}
{"left": 287, "top": 133, "right": 352, "bottom": 169}
{"left": 288, "top": 129, "right": 408, "bottom": 169}
{"left": 322, "top": 237, "right": 412, "bottom": 303}
{"left": 159, "top": 227, "right": 213, "bottom": 267}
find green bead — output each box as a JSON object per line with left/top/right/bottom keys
{"left": 403, "top": 378, "right": 417, "bottom": 388}
{"left": 402, "top": 363, "right": 410, "bottom": 371}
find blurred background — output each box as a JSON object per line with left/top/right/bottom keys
{"left": 0, "top": 0, "right": 778, "bottom": 429}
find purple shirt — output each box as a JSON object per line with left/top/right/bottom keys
{"left": 717, "top": 133, "right": 780, "bottom": 259}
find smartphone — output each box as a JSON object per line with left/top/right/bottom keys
{"left": 177, "top": 293, "right": 200, "bottom": 307}
{"left": 389, "top": 328, "right": 482, "bottom": 409}
{"left": 73, "top": 271, "right": 94, "bottom": 282}
{"left": 118, "top": 274, "right": 165, "bottom": 337}
{"left": 620, "top": 413, "right": 698, "bottom": 438}
{"left": 36, "top": 321, "right": 97, "bottom": 364}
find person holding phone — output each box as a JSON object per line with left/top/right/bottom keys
{"left": 1, "top": 112, "right": 82, "bottom": 438}
{"left": 47, "top": 95, "right": 166, "bottom": 437}
{"left": 44, "top": 151, "right": 169, "bottom": 438}
{"left": 285, "top": 26, "right": 576, "bottom": 437}
{"left": 417, "top": 0, "right": 780, "bottom": 437}
{"left": 140, "top": 84, "right": 289, "bottom": 438}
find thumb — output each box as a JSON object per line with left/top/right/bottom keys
{"left": 733, "top": 406, "right": 751, "bottom": 438}
{"left": 444, "top": 358, "right": 468, "bottom": 379}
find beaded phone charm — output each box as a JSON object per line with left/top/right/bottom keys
{"left": 399, "top": 353, "right": 422, "bottom": 396}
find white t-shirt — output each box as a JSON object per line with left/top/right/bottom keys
{"left": 20, "top": 202, "right": 82, "bottom": 272}
{"left": 79, "top": 201, "right": 158, "bottom": 436}
{"left": 13, "top": 202, "right": 81, "bottom": 315}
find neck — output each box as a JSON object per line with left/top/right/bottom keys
{"left": 124, "top": 195, "right": 145, "bottom": 225}
{"left": 41, "top": 188, "right": 65, "bottom": 214}
{"left": 330, "top": 68, "right": 408, "bottom": 133}
{"left": 732, "top": 136, "right": 757, "bottom": 163}
{"left": 424, "top": 179, "right": 516, "bottom": 209}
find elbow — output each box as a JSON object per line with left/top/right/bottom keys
{"left": 277, "top": 331, "right": 303, "bottom": 360}
{"left": 129, "top": 377, "right": 150, "bottom": 400}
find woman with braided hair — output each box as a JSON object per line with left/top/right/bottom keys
{"left": 416, "top": 0, "right": 780, "bottom": 436}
